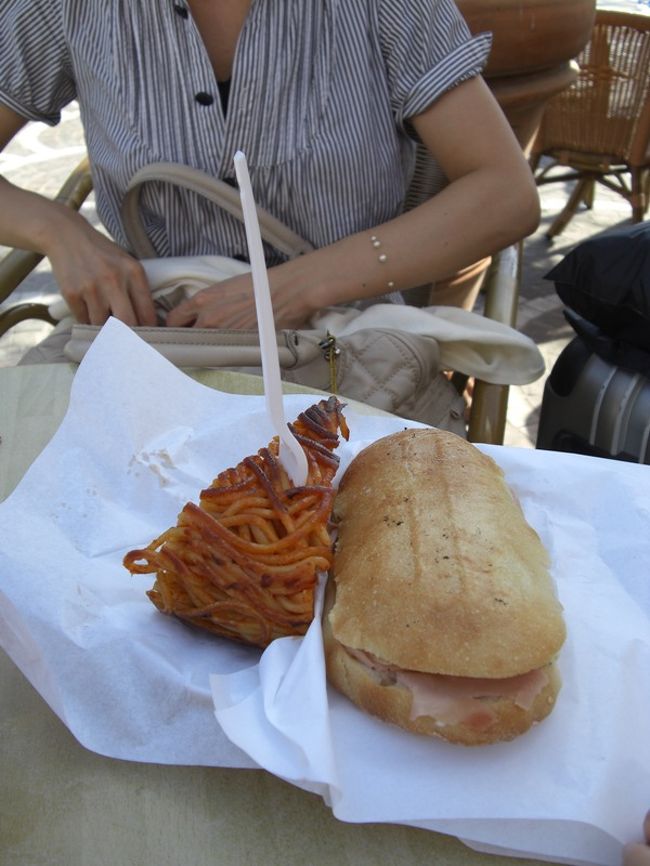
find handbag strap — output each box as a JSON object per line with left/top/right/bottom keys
{"left": 121, "top": 161, "right": 314, "bottom": 260}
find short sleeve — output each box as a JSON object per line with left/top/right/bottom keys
{"left": 0, "top": 0, "right": 76, "bottom": 125}
{"left": 377, "top": 0, "right": 492, "bottom": 131}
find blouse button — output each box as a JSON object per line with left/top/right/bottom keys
{"left": 194, "top": 92, "right": 214, "bottom": 106}
{"left": 174, "top": 4, "right": 189, "bottom": 18}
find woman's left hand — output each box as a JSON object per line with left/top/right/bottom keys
{"left": 623, "top": 812, "right": 650, "bottom": 866}
{"left": 165, "top": 267, "right": 315, "bottom": 329}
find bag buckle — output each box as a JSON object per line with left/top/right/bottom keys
{"left": 318, "top": 332, "right": 339, "bottom": 394}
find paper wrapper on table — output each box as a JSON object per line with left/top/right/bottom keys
{"left": 0, "top": 318, "right": 649, "bottom": 866}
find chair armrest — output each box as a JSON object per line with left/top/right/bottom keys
{"left": 468, "top": 241, "right": 522, "bottom": 444}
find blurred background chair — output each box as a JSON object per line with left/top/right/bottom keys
{"left": 531, "top": 9, "right": 650, "bottom": 241}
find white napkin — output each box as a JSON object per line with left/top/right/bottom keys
{"left": 211, "top": 575, "right": 340, "bottom": 801}
{"left": 209, "top": 434, "right": 650, "bottom": 866}
{"left": 1, "top": 318, "right": 649, "bottom": 866}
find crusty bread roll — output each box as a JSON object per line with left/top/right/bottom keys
{"left": 324, "top": 428, "right": 566, "bottom": 746}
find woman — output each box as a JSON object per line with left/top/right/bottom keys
{"left": 0, "top": 0, "right": 539, "bottom": 347}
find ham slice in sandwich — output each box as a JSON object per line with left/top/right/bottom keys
{"left": 323, "top": 428, "right": 566, "bottom": 746}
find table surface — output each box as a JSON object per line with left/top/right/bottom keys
{"left": 0, "top": 364, "right": 559, "bottom": 866}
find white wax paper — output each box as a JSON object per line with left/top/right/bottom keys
{"left": 1, "top": 318, "right": 649, "bottom": 866}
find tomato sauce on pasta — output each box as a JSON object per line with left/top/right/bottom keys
{"left": 124, "top": 397, "right": 349, "bottom": 647}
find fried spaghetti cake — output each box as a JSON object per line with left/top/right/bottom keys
{"left": 124, "top": 397, "right": 348, "bottom": 647}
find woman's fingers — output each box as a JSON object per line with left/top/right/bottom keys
{"left": 64, "top": 267, "right": 144, "bottom": 327}
{"left": 165, "top": 271, "right": 312, "bottom": 330}
{"left": 109, "top": 258, "right": 158, "bottom": 326}
{"left": 62, "top": 284, "right": 91, "bottom": 325}
{"left": 48, "top": 222, "right": 156, "bottom": 326}
{"left": 623, "top": 843, "right": 650, "bottom": 866}
{"left": 166, "top": 278, "right": 256, "bottom": 328}
{"left": 623, "top": 814, "right": 650, "bottom": 866}
{"left": 165, "top": 300, "right": 198, "bottom": 327}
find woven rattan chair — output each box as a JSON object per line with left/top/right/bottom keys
{"left": 531, "top": 10, "right": 650, "bottom": 241}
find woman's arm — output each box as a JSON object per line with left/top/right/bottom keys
{"left": 0, "top": 103, "right": 156, "bottom": 326}
{"left": 167, "top": 75, "right": 540, "bottom": 329}
{"left": 624, "top": 812, "right": 650, "bottom": 866}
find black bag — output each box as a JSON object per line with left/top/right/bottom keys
{"left": 545, "top": 222, "right": 650, "bottom": 364}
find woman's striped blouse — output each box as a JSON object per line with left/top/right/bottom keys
{"left": 0, "top": 0, "right": 491, "bottom": 264}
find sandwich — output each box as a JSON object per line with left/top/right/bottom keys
{"left": 323, "top": 427, "right": 566, "bottom": 746}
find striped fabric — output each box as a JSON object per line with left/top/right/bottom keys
{"left": 0, "top": 0, "right": 491, "bottom": 266}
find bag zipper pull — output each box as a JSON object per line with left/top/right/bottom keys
{"left": 319, "top": 332, "right": 339, "bottom": 394}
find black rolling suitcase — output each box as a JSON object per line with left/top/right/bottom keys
{"left": 536, "top": 327, "right": 650, "bottom": 463}
{"left": 535, "top": 223, "right": 650, "bottom": 464}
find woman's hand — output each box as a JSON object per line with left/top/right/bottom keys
{"left": 0, "top": 100, "right": 157, "bottom": 328}
{"left": 0, "top": 117, "right": 157, "bottom": 328}
{"left": 623, "top": 812, "right": 650, "bottom": 866}
{"left": 165, "top": 263, "right": 317, "bottom": 329}
{"left": 46, "top": 210, "right": 157, "bottom": 326}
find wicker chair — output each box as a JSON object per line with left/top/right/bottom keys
{"left": 531, "top": 10, "right": 650, "bottom": 241}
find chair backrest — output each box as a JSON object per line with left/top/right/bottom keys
{"left": 534, "top": 10, "right": 650, "bottom": 167}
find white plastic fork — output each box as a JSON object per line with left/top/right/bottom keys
{"left": 233, "top": 150, "right": 309, "bottom": 487}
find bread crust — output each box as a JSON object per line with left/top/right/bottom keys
{"left": 330, "top": 428, "right": 566, "bottom": 678}
{"left": 323, "top": 582, "right": 562, "bottom": 746}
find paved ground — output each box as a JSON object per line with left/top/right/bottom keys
{"left": 0, "top": 103, "right": 634, "bottom": 447}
